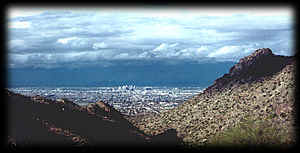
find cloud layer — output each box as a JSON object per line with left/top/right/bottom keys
{"left": 7, "top": 7, "right": 294, "bottom": 68}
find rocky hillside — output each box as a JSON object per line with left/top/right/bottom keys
{"left": 128, "top": 48, "right": 297, "bottom": 147}
{"left": 5, "top": 89, "right": 183, "bottom": 151}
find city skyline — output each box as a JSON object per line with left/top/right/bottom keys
{"left": 9, "top": 86, "right": 203, "bottom": 116}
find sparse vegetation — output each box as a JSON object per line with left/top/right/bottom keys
{"left": 207, "top": 116, "right": 293, "bottom": 147}
{"left": 127, "top": 49, "right": 296, "bottom": 148}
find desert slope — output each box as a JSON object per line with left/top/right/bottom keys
{"left": 128, "top": 48, "right": 296, "bottom": 147}
{"left": 6, "top": 89, "right": 183, "bottom": 150}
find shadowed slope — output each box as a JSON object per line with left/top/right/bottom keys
{"left": 6, "top": 89, "right": 184, "bottom": 150}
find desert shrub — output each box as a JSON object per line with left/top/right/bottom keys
{"left": 206, "top": 117, "right": 291, "bottom": 147}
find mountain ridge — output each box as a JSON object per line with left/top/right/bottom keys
{"left": 204, "top": 48, "right": 294, "bottom": 94}
{"left": 8, "top": 61, "right": 235, "bottom": 88}
{"left": 5, "top": 89, "right": 183, "bottom": 150}
{"left": 127, "top": 48, "right": 296, "bottom": 148}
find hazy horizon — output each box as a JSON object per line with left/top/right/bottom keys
{"left": 7, "top": 6, "right": 294, "bottom": 87}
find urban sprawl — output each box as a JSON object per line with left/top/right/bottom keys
{"left": 9, "top": 86, "right": 203, "bottom": 116}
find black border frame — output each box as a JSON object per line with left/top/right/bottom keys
{"left": 1, "top": 1, "right": 299, "bottom": 153}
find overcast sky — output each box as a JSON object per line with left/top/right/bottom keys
{"left": 7, "top": 6, "right": 294, "bottom": 68}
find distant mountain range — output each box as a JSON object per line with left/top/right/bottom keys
{"left": 7, "top": 60, "right": 235, "bottom": 87}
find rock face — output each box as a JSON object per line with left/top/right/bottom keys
{"left": 229, "top": 48, "right": 274, "bottom": 76}
{"left": 204, "top": 48, "right": 294, "bottom": 94}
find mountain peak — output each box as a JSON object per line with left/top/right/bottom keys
{"left": 229, "top": 48, "right": 274, "bottom": 76}
{"left": 204, "top": 48, "right": 294, "bottom": 93}
{"left": 250, "top": 48, "right": 273, "bottom": 57}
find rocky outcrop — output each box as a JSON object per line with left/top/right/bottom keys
{"left": 204, "top": 48, "right": 294, "bottom": 94}
{"left": 229, "top": 48, "right": 274, "bottom": 76}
